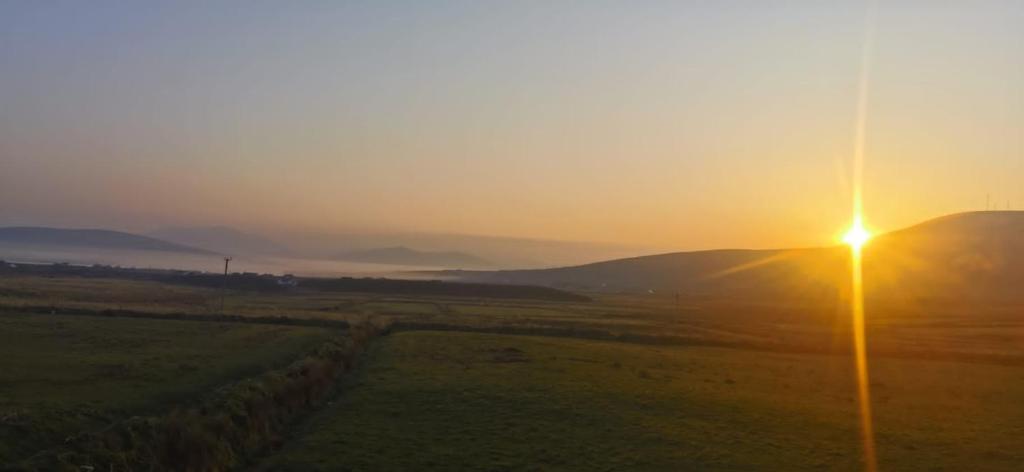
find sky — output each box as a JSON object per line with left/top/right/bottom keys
{"left": 1, "top": 1, "right": 1021, "bottom": 251}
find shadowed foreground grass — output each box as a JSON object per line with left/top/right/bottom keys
{"left": 0, "top": 313, "right": 335, "bottom": 462}
{"left": 263, "top": 331, "right": 1024, "bottom": 471}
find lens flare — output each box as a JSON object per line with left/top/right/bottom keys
{"left": 843, "top": 218, "right": 872, "bottom": 252}
{"left": 846, "top": 215, "right": 876, "bottom": 472}
{"left": 847, "top": 4, "right": 878, "bottom": 469}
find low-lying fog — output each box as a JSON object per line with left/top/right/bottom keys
{"left": 0, "top": 244, "right": 442, "bottom": 279}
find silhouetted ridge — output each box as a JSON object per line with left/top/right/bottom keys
{"left": 448, "top": 211, "right": 1024, "bottom": 302}
{"left": 0, "top": 227, "right": 215, "bottom": 255}
{"left": 149, "top": 226, "right": 290, "bottom": 256}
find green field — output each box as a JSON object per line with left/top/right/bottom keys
{"left": 0, "top": 313, "right": 336, "bottom": 462}
{"left": 3, "top": 273, "right": 1024, "bottom": 470}
{"left": 263, "top": 331, "right": 1024, "bottom": 471}
{"left": 6, "top": 275, "right": 1024, "bottom": 364}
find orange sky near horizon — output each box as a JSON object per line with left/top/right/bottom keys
{"left": 1, "top": 2, "right": 1021, "bottom": 251}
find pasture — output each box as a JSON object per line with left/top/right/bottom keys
{"left": 263, "top": 331, "right": 1024, "bottom": 471}
{"left": 2, "top": 272, "right": 1024, "bottom": 470}
{"left": 0, "top": 312, "right": 335, "bottom": 463}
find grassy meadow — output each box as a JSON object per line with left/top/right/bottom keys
{"left": 2, "top": 272, "right": 1024, "bottom": 470}
{"left": 263, "top": 331, "right": 1024, "bottom": 471}
{"left": 0, "top": 312, "right": 336, "bottom": 462}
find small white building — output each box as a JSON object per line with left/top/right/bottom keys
{"left": 277, "top": 274, "right": 298, "bottom": 287}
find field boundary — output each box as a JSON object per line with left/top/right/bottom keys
{"left": 6, "top": 324, "right": 382, "bottom": 472}
{"left": 388, "top": 322, "right": 1024, "bottom": 366}
{"left": 3, "top": 305, "right": 1019, "bottom": 366}
{"left": 0, "top": 304, "right": 350, "bottom": 329}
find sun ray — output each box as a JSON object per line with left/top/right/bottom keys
{"left": 847, "top": 3, "right": 878, "bottom": 470}
{"left": 846, "top": 219, "right": 876, "bottom": 472}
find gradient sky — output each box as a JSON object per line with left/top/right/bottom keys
{"left": 1, "top": 1, "right": 1021, "bottom": 251}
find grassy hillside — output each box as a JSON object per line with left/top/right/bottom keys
{"left": 450, "top": 211, "right": 1024, "bottom": 302}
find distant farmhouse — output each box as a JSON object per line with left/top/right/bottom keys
{"left": 277, "top": 274, "right": 298, "bottom": 287}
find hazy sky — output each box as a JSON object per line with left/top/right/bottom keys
{"left": 2, "top": 1, "right": 1021, "bottom": 250}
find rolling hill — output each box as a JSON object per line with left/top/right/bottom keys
{"left": 447, "top": 211, "right": 1024, "bottom": 302}
{"left": 149, "top": 226, "right": 290, "bottom": 256}
{"left": 0, "top": 227, "right": 215, "bottom": 255}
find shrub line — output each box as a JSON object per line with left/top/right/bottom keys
{"left": 5, "top": 323, "right": 382, "bottom": 472}
{"left": 0, "top": 304, "right": 350, "bottom": 329}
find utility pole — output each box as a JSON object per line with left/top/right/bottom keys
{"left": 221, "top": 257, "right": 232, "bottom": 314}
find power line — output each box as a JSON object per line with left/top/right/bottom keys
{"left": 221, "top": 257, "right": 232, "bottom": 314}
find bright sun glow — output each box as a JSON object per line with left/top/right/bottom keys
{"left": 844, "top": 213, "right": 876, "bottom": 472}
{"left": 842, "top": 218, "right": 872, "bottom": 251}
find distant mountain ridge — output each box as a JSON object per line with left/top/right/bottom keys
{"left": 0, "top": 227, "right": 215, "bottom": 255}
{"left": 149, "top": 226, "right": 290, "bottom": 256}
{"left": 335, "top": 246, "right": 491, "bottom": 268}
{"left": 447, "top": 211, "right": 1024, "bottom": 302}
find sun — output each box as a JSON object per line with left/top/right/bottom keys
{"left": 842, "top": 217, "right": 871, "bottom": 251}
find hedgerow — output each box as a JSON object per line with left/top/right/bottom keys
{"left": 8, "top": 323, "right": 381, "bottom": 472}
